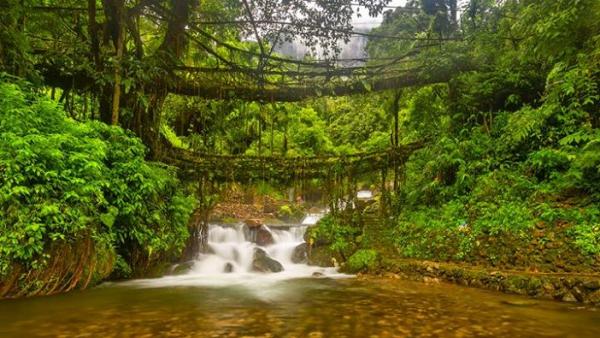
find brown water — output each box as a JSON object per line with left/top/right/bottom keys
{"left": 0, "top": 277, "right": 598, "bottom": 337}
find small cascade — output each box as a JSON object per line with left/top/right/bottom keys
{"left": 186, "top": 221, "right": 338, "bottom": 279}
{"left": 301, "top": 213, "right": 324, "bottom": 225}
{"left": 124, "top": 218, "right": 347, "bottom": 289}
{"left": 193, "top": 224, "right": 306, "bottom": 274}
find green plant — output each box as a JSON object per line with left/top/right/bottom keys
{"left": 345, "top": 249, "right": 380, "bottom": 273}
{"left": 0, "top": 79, "right": 195, "bottom": 296}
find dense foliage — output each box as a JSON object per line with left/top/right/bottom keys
{"left": 361, "top": 0, "right": 600, "bottom": 270}
{"left": 0, "top": 78, "right": 194, "bottom": 296}
{"left": 276, "top": 0, "right": 600, "bottom": 273}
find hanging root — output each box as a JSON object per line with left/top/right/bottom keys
{"left": 0, "top": 234, "right": 115, "bottom": 299}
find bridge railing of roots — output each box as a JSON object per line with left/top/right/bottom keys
{"left": 162, "top": 142, "right": 424, "bottom": 184}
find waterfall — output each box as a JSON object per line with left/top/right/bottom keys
{"left": 301, "top": 213, "right": 324, "bottom": 225}
{"left": 123, "top": 216, "right": 348, "bottom": 289}
{"left": 192, "top": 224, "right": 307, "bottom": 274}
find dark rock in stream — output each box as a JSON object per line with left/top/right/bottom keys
{"left": 169, "top": 261, "right": 195, "bottom": 275}
{"left": 292, "top": 243, "right": 308, "bottom": 264}
{"left": 223, "top": 262, "right": 234, "bottom": 273}
{"left": 256, "top": 226, "right": 275, "bottom": 246}
{"left": 244, "top": 224, "right": 275, "bottom": 246}
{"left": 244, "top": 218, "right": 263, "bottom": 228}
{"left": 252, "top": 248, "right": 284, "bottom": 273}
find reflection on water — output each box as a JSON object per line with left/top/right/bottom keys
{"left": 0, "top": 277, "right": 598, "bottom": 337}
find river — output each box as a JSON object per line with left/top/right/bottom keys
{"left": 1, "top": 223, "right": 599, "bottom": 337}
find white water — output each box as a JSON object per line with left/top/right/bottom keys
{"left": 301, "top": 213, "right": 324, "bottom": 225}
{"left": 195, "top": 224, "right": 310, "bottom": 274}
{"left": 123, "top": 221, "right": 347, "bottom": 291}
{"left": 357, "top": 190, "right": 373, "bottom": 200}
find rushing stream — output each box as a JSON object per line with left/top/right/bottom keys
{"left": 1, "top": 222, "right": 599, "bottom": 337}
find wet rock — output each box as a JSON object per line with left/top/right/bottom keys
{"left": 243, "top": 224, "right": 274, "bottom": 246}
{"left": 383, "top": 272, "right": 400, "bottom": 279}
{"left": 169, "top": 261, "right": 195, "bottom": 275}
{"left": 583, "top": 280, "right": 600, "bottom": 291}
{"left": 312, "top": 272, "right": 325, "bottom": 277}
{"left": 423, "top": 276, "right": 440, "bottom": 284}
{"left": 256, "top": 225, "right": 275, "bottom": 246}
{"left": 571, "top": 286, "right": 586, "bottom": 302}
{"left": 542, "top": 282, "right": 555, "bottom": 293}
{"left": 292, "top": 243, "right": 308, "bottom": 264}
{"left": 588, "top": 290, "right": 600, "bottom": 304}
{"left": 223, "top": 262, "right": 234, "bottom": 273}
{"left": 244, "top": 218, "right": 263, "bottom": 228}
{"left": 307, "top": 246, "right": 340, "bottom": 267}
{"left": 252, "top": 248, "right": 283, "bottom": 273}
{"left": 561, "top": 292, "right": 577, "bottom": 303}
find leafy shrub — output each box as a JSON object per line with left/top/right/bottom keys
{"left": 306, "top": 214, "right": 361, "bottom": 258}
{"left": 0, "top": 79, "right": 195, "bottom": 295}
{"left": 345, "top": 249, "right": 379, "bottom": 273}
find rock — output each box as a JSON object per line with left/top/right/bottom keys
{"left": 383, "top": 272, "right": 400, "bottom": 279}
{"left": 306, "top": 246, "right": 339, "bottom": 267}
{"left": 256, "top": 225, "right": 275, "bottom": 246}
{"left": 542, "top": 282, "right": 555, "bottom": 293}
{"left": 169, "top": 261, "right": 195, "bottom": 275}
{"left": 312, "top": 272, "right": 325, "bottom": 277}
{"left": 244, "top": 218, "right": 263, "bottom": 228}
{"left": 423, "top": 276, "right": 440, "bottom": 284}
{"left": 223, "top": 262, "right": 234, "bottom": 273}
{"left": 252, "top": 248, "right": 284, "bottom": 273}
{"left": 562, "top": 292, "right": 578, "bottom": 303}
{"left": 243, "top": 224, "right": 275, "bottom": 246}
{"left": 571, "top": 286, "right": 586, "bottom": 302}
{"left": 588, "top": 290, "right": 600, "bottom": 304}
{"left": 292, "top": 243, "right": 308, "bottom": 264}
{"left": 583, "top": 280, "right": 600, "bottom": 291}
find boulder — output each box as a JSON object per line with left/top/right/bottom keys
{"left": 292, "top": 243, "right": 308, "bottom": 264}
{"left": 256, "top": 225, "right": 275, "bottom": 246}
{"left": 223, "top": 262, "right": 234, "bottom": 273}
{"left": 244, "top": 218, "right": 263, "bottom": 228}
{"left": 252, "top": 248, "right": 284, "bottom": 273}
{"left": 169, "top": 261, "right": 195, "bottom": 275}
{"left": 312, "top": 271, "right": 325, "bottom": 277}
{"left": 244, "top": 224, "right": 275, "bottom": 246}
{"left": 307, "top": 246, "right": 339, "bottom": 267}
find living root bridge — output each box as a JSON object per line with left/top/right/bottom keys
{"left": 162, "top": 142, "right": 424, "bottom": 184}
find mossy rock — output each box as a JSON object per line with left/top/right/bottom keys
{"left": 307, "top": 246, "right": 340, "bottom": 267}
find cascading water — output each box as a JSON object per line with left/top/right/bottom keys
{"left": 125, "top": 217, "right": 346, "bottom": 290}
{"left": 301, "top": 213, "right": 324, "bottom": 225}
{"left": 193, "top": 224, "right": 310, "bottom": 274}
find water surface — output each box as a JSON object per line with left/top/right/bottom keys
{"left": 1, "top": 277, "right": 599, "bottom": 337}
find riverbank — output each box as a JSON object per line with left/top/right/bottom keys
{"left": 363, "top": 258, "right": 600, "bottom": 305}
{"left": 305, "top": 204, "right": 600, "bottom": 306}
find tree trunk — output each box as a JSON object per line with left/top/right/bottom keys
{"left": 103, "top": 0, "right": 125, "bottom": 125}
